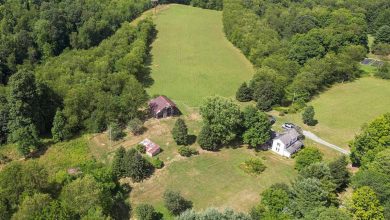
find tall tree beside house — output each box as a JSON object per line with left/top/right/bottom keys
{"left": 242, "top": 106, "right": 271, "bottom": 147}
{"left": 236, "top": 82, "right": 252, "bottom": 102}
{"left": 302, "top": 106, "right": 317, "bottom": 126}
{"left": 198, "top": 96, "right": 242, "bottom": 150}
{"left": 350, "top": 186, "right": 384, "bottom": 220}
{"left": 295, "top": 147, "right": 323, "bottom": 171}
{"left": 123, "top": 149, "right": 154, "bottom": 182}
{"left": 172, "top": 118, "right": 189, "bottom": 146}
{"left": 6, "top": 70, "right": 41, "bottom": 155}
{"left": 51, "top": 109, "right": 68, "bottom": 142}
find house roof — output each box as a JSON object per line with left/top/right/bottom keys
{"left": 286, "top": 140, "right": 303, "bottom": 154}
{"left": 276, "top": 129, "right": 300, "bottom": 146}
{"left": 149, "top": 96, "right": 176, "bottom": 114}
{"left": 140, "top": 139, "right": 160, "bottom": 155}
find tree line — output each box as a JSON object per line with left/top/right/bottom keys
{"left": 0, "top": 19, "right": 156, "bottom": 156}
{"left": 0, "top": 0, "right": 152, "bottom": 84}
{"left": 0, "top": 160, "right": 130, "bottom": 220}
{"left": 224, "top": 0, "right": 389, "bottom": 111}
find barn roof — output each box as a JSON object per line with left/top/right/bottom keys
{"left": 149, "top": 96, "right": 177, "bottom": 114}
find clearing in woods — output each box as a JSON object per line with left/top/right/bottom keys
{"left": 147, "top": 4, "right": 254, "bottom": 110}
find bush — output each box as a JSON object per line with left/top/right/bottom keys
{"left": 150, "top": 157, "right": 164, "bottom": 169}
{"left": 135, "top": 204, "right": 157, "bottom": 220}
{"left": 236, "top": 82, "right": 252, "bottom": 102}
{"left": 136, "top": 144, "right": 146, "bottom": 154}
{"left": 163, "top": 190, "right": 192, "bottom": 215}
{"left": 108, "top": 123, "right": 125, "bottom": 141}
{"left": 295, "top": 147, "right": 323, "bottom": 171}
{"left": 375, "top": 63, "right": 390, "bottom": 80}
{"left": 178, "top": 146, "right": 198, "bottom": 157}
{"left": 372, "top": 43, "right": 390, "bottom": 56}
{"left": 197, "top": 125, "right": 220, "bottom": 151}
{"left": 0, "top": 154, "right": 11, "bottom": 164}
{"left": 128, "top": 118, "right": 144, "bottom": 135}
{"left": 240, "top": 158, "right": 267, "bottom": 174}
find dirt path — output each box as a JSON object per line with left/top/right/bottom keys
{"left": 303, "top": 130, "right": 350, "bottom": 155}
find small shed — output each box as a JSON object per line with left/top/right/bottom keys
{"left": 149, "top": 95, "right": 179, "bottom": 118}
{"left": 140, "top": 138, "right": 161, "bottom": 157}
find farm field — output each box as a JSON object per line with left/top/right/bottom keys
{"left": 273, "top": 76, "right": 390, "bottom": 149}
{"left": 147, "top": 4, "right": 254, "bottom": 110}
{"left": 130, "top": 148, "right": 296, "bottom": 218}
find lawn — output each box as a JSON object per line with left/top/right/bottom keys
{"left": 273, "top": 76, "right": 390, "bottom": 149}
{"left": 147, "top": 4, "right": 254, "bottom": 110}
{"left": 130, "top": 148, "right": 296, "bottom": 218}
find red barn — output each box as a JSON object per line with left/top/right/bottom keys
{"left": 149, "top": 95, "right": 179, "bottom": 118}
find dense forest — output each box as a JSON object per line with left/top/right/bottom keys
{"left": 0, "top": 0, "right": 151, "bottom": 84}
{"left": 224, "top": 0, "right": 390, "bottom": 110}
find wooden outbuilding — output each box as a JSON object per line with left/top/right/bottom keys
{"left": 149, "top": 95, "right": 179, "bottom": 118}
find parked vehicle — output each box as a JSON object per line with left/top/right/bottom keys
{"left": 282, "top": 123, "right": 295, "bottom": 129}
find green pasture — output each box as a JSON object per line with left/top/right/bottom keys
{"left": 147, "top": 4, "right": 254, "bottom": 111}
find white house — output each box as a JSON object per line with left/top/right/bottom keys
{"left": 271, "top": 128, "right": 303, "bottom": 158}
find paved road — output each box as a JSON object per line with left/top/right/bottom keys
{"left": 303, "top": 130, "right": 350, "bottom": 155}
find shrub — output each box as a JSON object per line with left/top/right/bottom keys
{"left": 375, "top": 63, "right": 390, "bottom": 80}
{"left": 295, "top": 147, "right": 323, "bottom": 171}
{"left": 150, "top": 157, "right": 164, "bottom": 169}
{"left": 128, "top": 118, "right": 144, "bottom": 135}
{"left": 197, "top": 125, "right": 220, "bottom": 151}
{"left": 172, "top": 118, "right": 189, "bottom": 145}
{"left": 236, "top": 82, "right": 252, "bottom": 102}
{"left": 135, "top": 204, "right": 157, "bottom": 220}
{"left": 372, "top": 43, "right": 390, "bottom": 56}
{"left": 163, "top": 190, "right": 192, "bottom": 215}
{"left": 108, "top": 123, "right": 125, "bottom": 141}
{"left": 0, "top": 154, "right": 11, "bottom": 164}
{"left": 136, "top": 144, "right": 146, "bottom": 154}
{"left": 240, "top": 158, "right": 266, "bottom": 174}
{"left": 178, "top": 146, "right": 198, "bottom": 157}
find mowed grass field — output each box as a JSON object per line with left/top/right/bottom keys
{"left": 130, "top": 148, "right": 296, "bottom": 218}
{"left": 147, "top": 4, "right": 254, "bottom": 109}
{"left": 274, "top": 76, "right": 390, "bottom": 149}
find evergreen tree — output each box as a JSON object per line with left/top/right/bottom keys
{"left": 302, "top": 106, "right": 316, "bottom": 126}
{"left": 236, "top": 82, "right": 252, "bottom": 102}
{"left": 172, "top": 118, "right": 189, "bottom": 145}
{"left": 197, "top": 125, "right": 220, "bottom": 151}
{"left": 123, "top": 149, "right": 153, "bottom": 182}
{"left": 0, "top": 96, "right": 8, "bottom": 145}
{"left": 7, "top": 70, "right": 41, "bottom": 155}
{"left": 51, "top": 109, "right": 68, "bottom": 142}
{"left": 329, "top": 156, "right": 350, "bottom": 192}
{"left": 112, "top": 147, "right": 126, "bottom": 178}
{"left": 108, "top": 122, "right": 125, "bottom": 141}
{"left": 350, "top": 186, "right": 384, "bottom": 220}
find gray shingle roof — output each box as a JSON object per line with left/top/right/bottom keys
{"left": 286, "top": 140, "right": 303, "bottom": 154}
{"left": 277, "top": 129, "right": 300, "bottom": 146}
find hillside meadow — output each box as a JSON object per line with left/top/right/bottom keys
{"left": 147, "top": 4, "right": 254, "bottom": 110}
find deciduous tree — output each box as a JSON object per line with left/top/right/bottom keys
{"left": 172, "top": 118, "right": 189, "bottom": 146}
